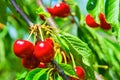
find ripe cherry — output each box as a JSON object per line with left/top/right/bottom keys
{"left": 71, "top": 66, "right": 85, "bottom": 80}
{"left": 53, "top": 2, "right": 70, "bottom": 17}
{"left": 86, "top": 14, "right": 99, "bottom": 28}
{"left": 34, "top": 38, "right": 54, "bottom": 63}
{"left": 99, "top": 13, "right": 111, "bottom": 30}
{"left": 39, "top": 8, "right": 55, "bottom": 21}
{"left": 38, "top": 62, "right": 46, "bottom": 68}
{"left": 22, "top": 55, "right": 40, "bottom": 69}
{"left": 13, "top": 40, "right": 34, "bottom": 58}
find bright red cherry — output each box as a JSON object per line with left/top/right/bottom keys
{"left": 13, "top": 40, "right": 34, "bottom": 58}
{"left": 53, "top": 2, "right": 70, "bottom": 17}
{"left": 34, "top": 38, "right": 54, "bottom": 63}
{"left": 22, "top": 55, "right": 40, "bottom": 69}
{"left": 99, "top": 13, "right": 111, "bottom": 30}
{"left": 38, "top": 62, "right": 46, "bottom": 68}
{"left": 86, "top": 14, "right": 99, "bottom": 28}
{"left": 71, "top": 66, "right": 85, "bottom": 80}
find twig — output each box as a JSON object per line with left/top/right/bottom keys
{"left": 10, "top": 0, "right": 33, "bottom": 27}
{"left": 36, "top": 0, "right": 58, "bottom": 28}
{"left": 52, "top": 60, "right": 70, "bottom": 80}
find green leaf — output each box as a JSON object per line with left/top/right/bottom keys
{"left": 25, "top": 68, "right": 41, "bottom": 80}
{"left": 36, "top": 7, "right": 50, "bottom": 18}
{"left": 60, "top": 33, "right": 95, "bottom": 80}
{"left": 86, "top": 0, "right": 104, "bottom": 17}
{"left": 75, "top": 4, "right": 81, "bottom": 21}
{"left": 54, "top": 49, "right": 62, "bottom": 64}
{"left": 58, "top": 63, "right": 77, "bottom": 78}
{"left": 0, "top": 0, "right": 7, "bottom": 24}
{"left": 0, "top": 25, "right": 8, "bottom": 38}
{"left": 33, "top": 68, "right": 49, "bottom": 80}
{"left": 105, "top": 0, "right": 119, "bottom": 24}
{"left": 16, "top": 71, "right": 27, "bottom": 80}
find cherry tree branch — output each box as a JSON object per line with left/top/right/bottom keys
{"left": 10, "top": 0, "right": 33, "bottom": 27}
{"left": 36, "top": 0, "right": 58, "bottom": 28}
{"left": 52, "top": 61, "right": 70, "bottom": 80}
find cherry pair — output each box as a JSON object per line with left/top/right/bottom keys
{"left": 13, "top": 38, "right": 54, "bottom": 69}
{"left": 39, "top": 2, "right": 70, "bottom": 20}
{"left": 86, "top": 13, "right": 111, "bottom": 30}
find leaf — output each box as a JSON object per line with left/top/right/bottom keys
{"left": 0, "top": 0, "right": 7, "bottom": 24}
{"left": 105, "top": 0, "right": 119, "bottom": 24}
{"left": 60, "top": 33, "right": 95, "bottom": 80}
{"left": 75, "top": 4, "right": 81, "bottom": 21}
{"left": 54, "top": 49, "right": 62, "bottom": 64}
{"left": 33, "top": 68, "right": 49, "bottom": 80}
{"left": 16, "top": 71, "right": 27, "bottom": 80}
{"left": 25, "top": 68, "right": 41, "bottom": 80}
{"left": 36, "top": 7, "right": 50, "bottom": 18}
{"left": 58, "top": 63, "right": 77, "bottom": 78}
{"left": 86, "top": 0, "right": 104, "bottom": 17}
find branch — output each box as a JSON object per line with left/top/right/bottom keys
{"left": 10, "top": 0, "right": 33, "bottom": 27}
{"left": 52, "top": 61, "right": 70, "bottom": 80}
{"left": 36, "top": 0, "right": 58, "bottom": 28}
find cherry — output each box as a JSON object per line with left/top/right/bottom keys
{"left": 38, "top": 62, "right": 46, "bottom": 68}
{"left": 71, "top": 66, "right": 85, "bottom": 80}
{"left": 13, "top": 40, "right": 34, "bottom": 58}
{"left": 34, "top": 38, "right": 54, "bottom": 63}
{"left": 53, "top": 2, "right": 70, "bottom": 17}
{"left": 22, "top": 55, "right": 40, "bottom": 69}
{"left": 39, "top": 8, "right": 55, "bottom": 21}
{"left": 99, "top": 13, "right": 111, "bottom": 30}
{"left": 86, "top": 14, "right": 99, "bottom": 28}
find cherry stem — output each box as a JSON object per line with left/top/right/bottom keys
{"left": 10, "top": 0, "right": 33, "bottom": 27}
{"left": 39, "top": 26, "right": 44, "bottom": 41}
{"left": 27, "top": 26, "right": 35, "bottom": 41}
{"left": 61, "top": 51, "right": 67, "bottom": 64}
{"left": 93, "top": 65, "right": 108, "bottom": 69}
{"left": 36, "top": 0, "right": 58, "bottom": 29}
{"left": 70, "top": 53, "right": 76, "bottom": 68}
{"left": 52, "top": 60, "right": 70, "bottom": 80}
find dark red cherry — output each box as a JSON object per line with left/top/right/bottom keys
{"left": 13, "top": 40, "right": 34, "bottom": 58}
{"left": 22, "top": 55, "right": 40, "bottom": 69}
{"left": 99, "top": 13, "right": 111, "bottom": 30}
{"left": 86, "top": 14, "right": 99, "bottom": 28}
{"left": 34, "top": 38, "right": 54, "bottom": 63}
{"left": 53, "top": 2, "right": 70, "bottom": 17}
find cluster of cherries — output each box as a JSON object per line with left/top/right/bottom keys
{"left": 13, "top": 38, "right": 54, "bottom": 69}
{"left": 86, "top": 13, "right": 111, "bottom": 30}
{"left": 39, "top": 2, "right": 70, "bottom": 20}
{"left": 13, "top": 38, "right": 85, "bottom": 80}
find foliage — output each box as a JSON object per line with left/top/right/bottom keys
{"left": 0, "top": 0, "right": 120, "bottom": 80}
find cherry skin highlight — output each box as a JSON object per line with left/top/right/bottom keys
{"left": 13, "top": 40, "right": 34, "bottom": 58}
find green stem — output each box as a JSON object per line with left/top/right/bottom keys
{"left": 70, "top": 53, "right": 76, "bottom": 68}
{"left": 27, "top": 27, "right": 34, "bottom": 40}
{"left": 39, "top": 26, "right": 44, "bottom": 41}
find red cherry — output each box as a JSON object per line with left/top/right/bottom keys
{"left": 34, "top": 38, "right": 54, "bottom": 63}
{"left": 53, "top": 2, "right": 70, "bottom": 17}
{"left": 71, "top": 66, "right": 85, "bottom": 80}
{"left": 22, "top": 55, "right": 40, "bottom": 69}
{"left": 99, "top": 13, "right": 111, "bottom": 30}
{"left": 13, "top": 40, "right": 34, "bottom": 58}
{"left": 38, "top": 62, "right": 46, "bottom": 68}
{"left": 85, "top": 14, "right": 99, "bottom": 28}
